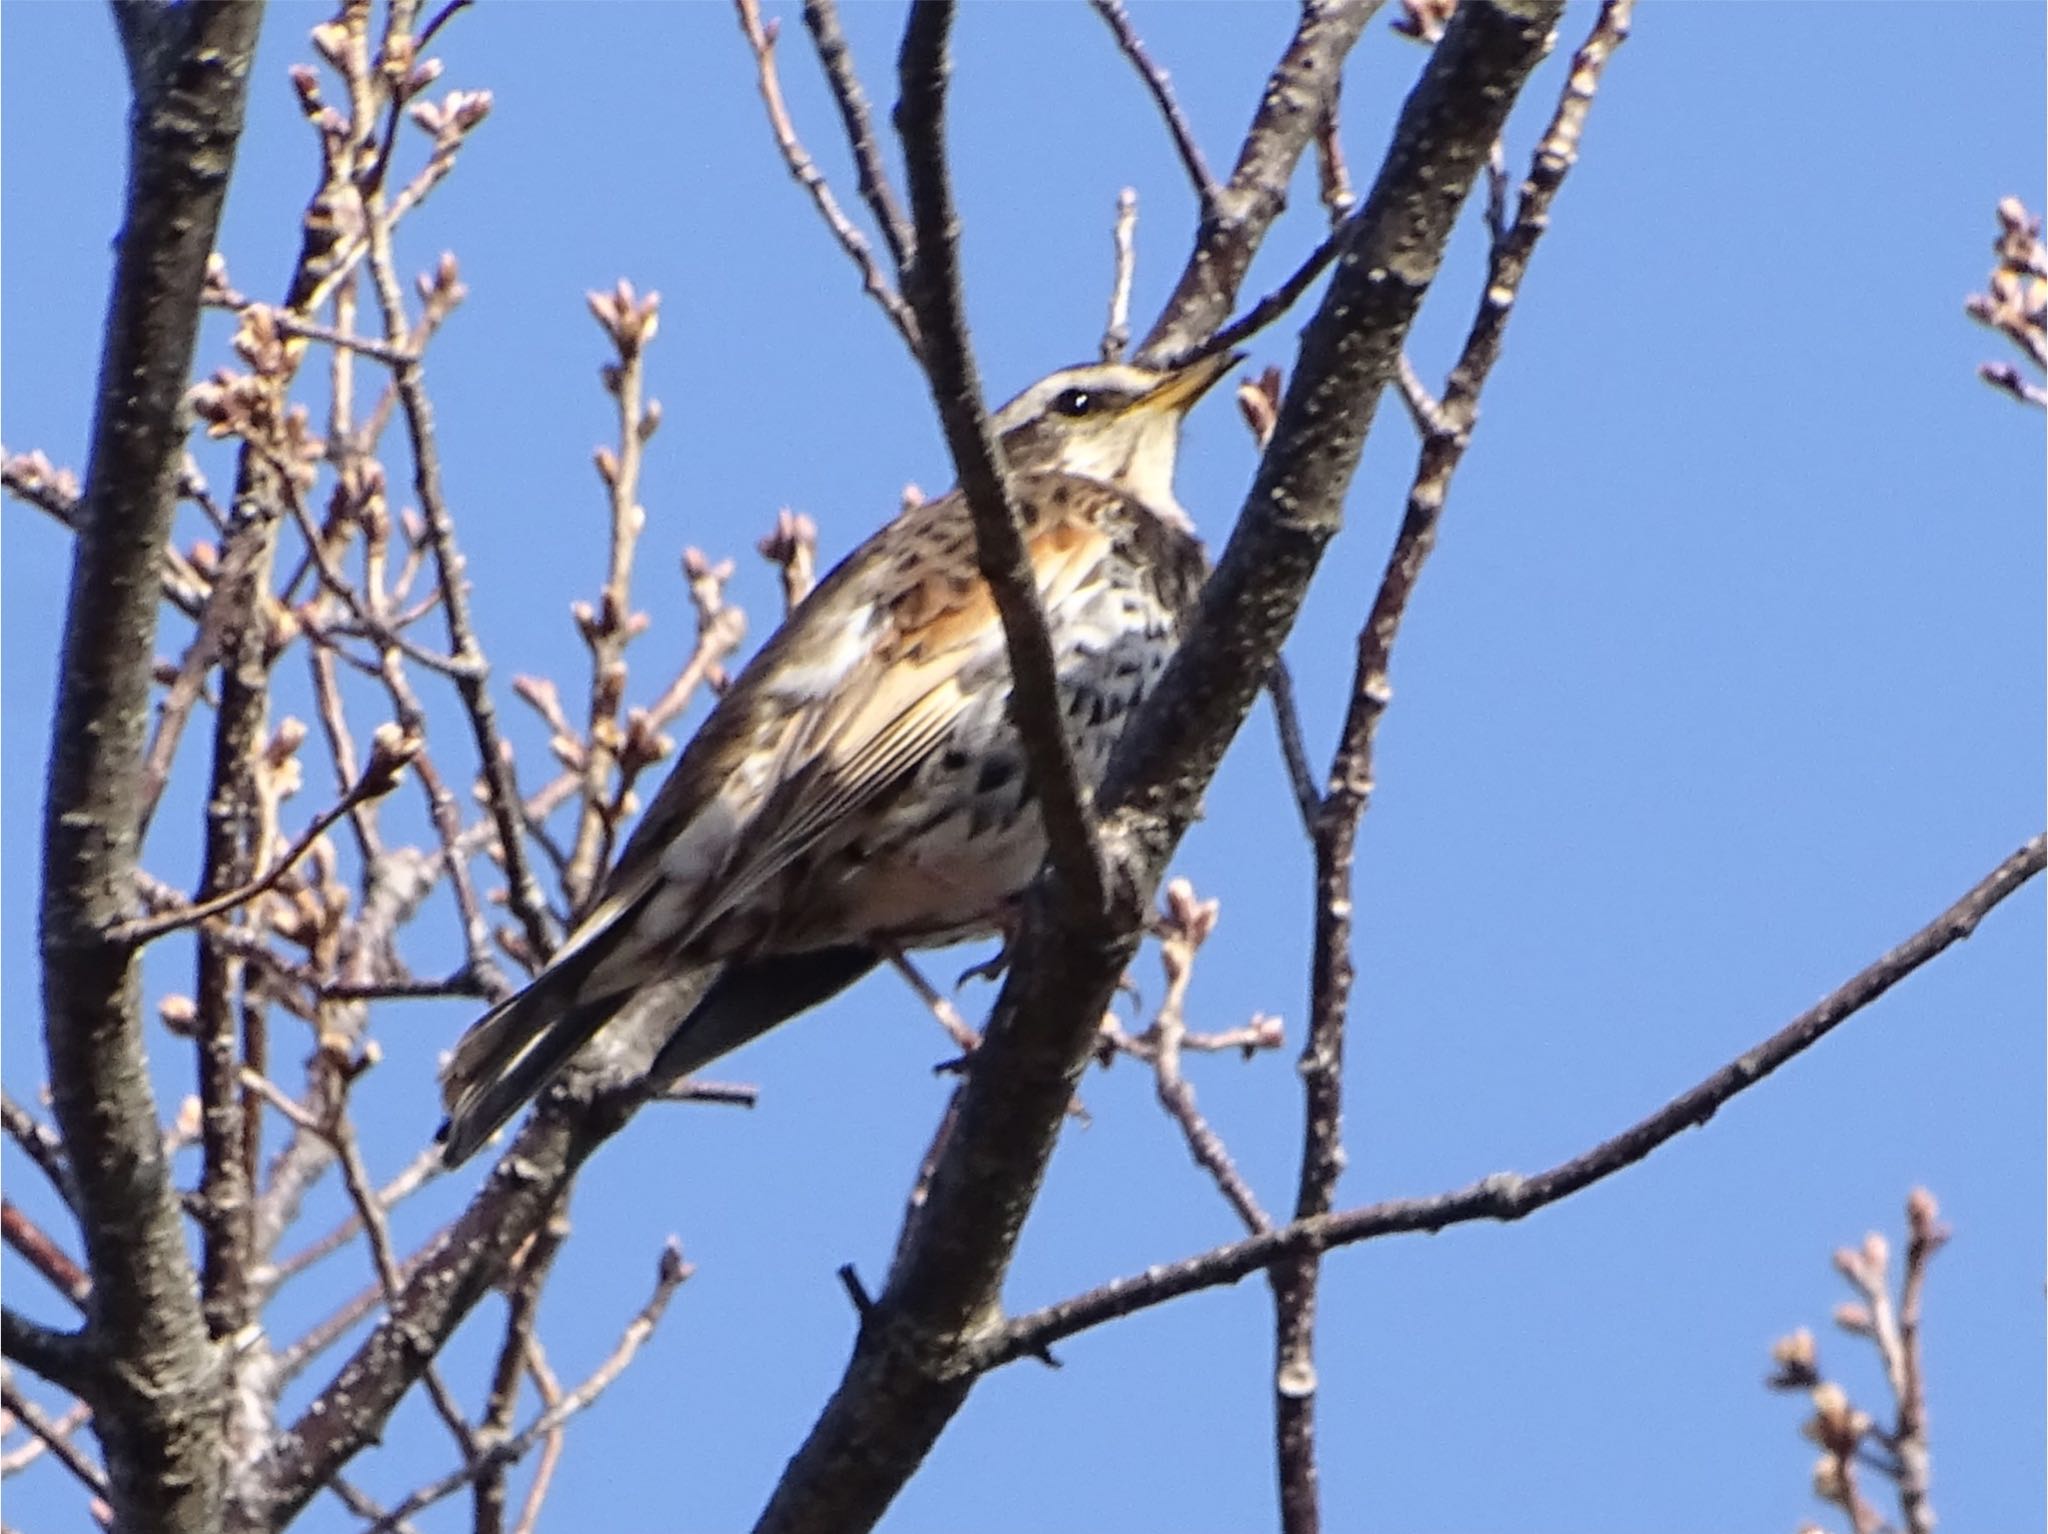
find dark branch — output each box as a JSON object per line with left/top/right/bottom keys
{"left": 751, "top": 7, "right": 1563, "bottom": 1531}
{"left": 892, "top": 0, "right": 1111, "bottom": 918}
{"left": 1089, "top": 0, "right": 1219, "bottom": 215}
{"left": 1136, "top": 0, "right": 1384, "bottom": 364}
{"left": 991, "top": 833, "right": 2045, "bottom": 1363}
{"left": 38, "top": 5, "right": 261, "bottom": 1529}
{"left": 802, "top": 0, "right": 917, "bottom": 274}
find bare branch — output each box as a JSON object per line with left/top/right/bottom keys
{"left": 358, "top": 1242, "right": 691, "bottom": 1534}
{"left": 992, "top": 833, "right": 2043, "bottom": 1363}
{"left": 1137, "top": 0, "right": 1383, "bottom": 363}
{"left": 800, "top": 0, "right": 917, "bottom": 273}
{"left": 1100, "top": 188, "right": 1140, "bottom": 363}
{"left": 0, "top": 1374, "right": 109, "bottom": 1512}
{"left": 35, "top": 6, "right": 261, "bottom": 1528}
{"left": 894, "top": 0, "right": 1112, "bottom": 920}
{"left": 736, "top": 0, "right": 923, "bottom": 354}
{"left": 1089, "top": 1, "right": 1218, "bottom": 214}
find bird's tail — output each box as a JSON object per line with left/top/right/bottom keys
{"left": 437, "top": 961, "right": 623, "bottom": 1166}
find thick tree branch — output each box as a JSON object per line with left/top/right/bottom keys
{"left": 37, "top": 5, "right": 261, "bottom": 1530}
{"left": 894, "top": 0, "right": 1111, "bottom": 918}
{"left": 990, "top": 833, "right": 2043, "bottom": 1363}
{"left": 1136, "top": 0, "right": 1384, "bottom": 365}
{"left": 751, "top": 7, "right": 1563, "bottom": 1531}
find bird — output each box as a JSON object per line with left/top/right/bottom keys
{"left": 437, "top": 351, "right": 1238, "bottom": 1166}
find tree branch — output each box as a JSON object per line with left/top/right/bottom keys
{"left": 750, "top": 7, "right": 1563, "bottom": 1530}
{"left": 991, "top": 833, "right": 2043, "bottom": 1363}
{"left": 1269, "top": 6, "right": 1633, "bottom": 1523}
{"left": 37, "top": 5, "right": 261, "bottom": 1529}
{"left": 1136, "top": 0, "right": 1384, "bottom": 365}
{"left": 893, "top": 0, "right": 1110, "bottom": 918}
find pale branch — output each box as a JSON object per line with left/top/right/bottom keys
{"left": 989, "top": 833, "right": 2043, "bottom": 1364}
{"left": 361, "top": 231, "right": 556, "bottom": 965}
{"left": 358, "top": 1242, "right": 690, "bottom": 1534}
{"left": 563, "top": 283, "right": 663, "bottom": 914}
{"left": 1100, "top": 188, "right": 1139, "bottom": 363}
{"left": 1271, "top": 7, "right": 1633, "bottom": 1525}
{"left": 35, "top": 7, "right": 261, "bottom": 1531}
{"left": 752, "top": 7, "right": 1563, "bottom": 1530}
{"left": 894, "top": 0, "right": 1112, "bottom": 921}
{"left": 736, "top": 0, "right": 923, "bottom": 354}
{"left": 1136, "top": 0, "right": 1383, "bottom": 364}
{"left": 801, "top": 0, "right": 917, "bottom": 274}
{"left": 112, "top": 731, "right": 414, "bottom": 944}
{"left": 1088, "top": 0, "right": 1218, "bottom": 214}
{"left": 0, "top": 1394, "right": 93, "bottom": 1478}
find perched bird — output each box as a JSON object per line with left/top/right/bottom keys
{"left": 438, "top": 352, "right": 1237, "bottom": 1165}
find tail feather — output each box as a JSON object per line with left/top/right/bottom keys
{"left": 438, "top": 964, "right": 624, "bottom": 1166}
{"left": 439, "top": 943, "right": 883, "bottom": 1168}
{"left": 648, "top": 945, "right": 880, "bottom": 1086}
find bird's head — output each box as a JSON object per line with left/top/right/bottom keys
{"left": 991, "top": 351, "right": 1240, "bottom": 528}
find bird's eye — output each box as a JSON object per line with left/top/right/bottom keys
{"left": 1052, "top": 388, "right": 1095, "bottom": 417}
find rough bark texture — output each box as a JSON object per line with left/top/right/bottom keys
{"left": 750, "top": 6, "right": 1565, "bottom": 1531}
{"left": 33, "top": 4, "right": 265, "bottom": 1530}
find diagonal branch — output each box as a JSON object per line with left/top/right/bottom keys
{"left": 801, "top": 0, "right": 916, "bottom": 274}
{"left": 893, "top": 0, "right": 1110, "bottom": 918}
{"left": 991, "top": 832, "right": 2044, "bottom": 1363}
{"left": 1089, "top": 0, "right": 1219, "bottom": 216}
{"left": 751, "top": 7, "right": 1564, "bottom": 1531}
{"left": 736, "top": 0, "right": 922, "bottom": 354}
{"left": 1136, "top": 0, "right": 1384, "bottom": 365}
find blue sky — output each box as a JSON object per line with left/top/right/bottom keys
{"left": 3, "top": 4, "right": 2041, "bottom": 1532}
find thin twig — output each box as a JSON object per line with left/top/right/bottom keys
{"left": 0, "top": 1375, "right": 109, "bottom": 1510}
{"left": 736, "top": 0, "right": 922, "bottom": 354}
{"left": 362, "top": 1242, "right": 691, "bottom": 1534}
{"left": 800, "top": 0, "right": 917, "bottom": 273}
{"left": 989, "top": 831, "right": 2044, "bottom": 1365}
{"left": 1089, "top": 0, "right": 1219, "bottom": 214}
{"left": 0, "top": 1204, "right": 90, "bottom": 1310}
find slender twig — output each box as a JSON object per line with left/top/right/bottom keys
{"left": 801, "top": 0, "right": 917, "bottom": 273}
{"left": 362, "top": 1243, "right": 691, "bottom": 1534}
{"left": 1089, "top": 0, "right": 1218, "bottom": 214}
{"left": 896, "top": 0, "right": 1110, "bottom": 919}
{"left": 736, "top": 0, "right": 922, "bottom": 354}
{"left": 113, "top": 751, "right": 409, "bottom": 944}
{"left": 1179, "top": 221, "right": 1348, "bottom": 368}
{"left": 0, "top": 1396, "right": 92, "bottom": 1478}
{"left": 0, "top": 1375, "right": 109, "bottom": 1509}
{"left": 990, "top": 832, "right": 2044, "bottom": 1364}
{"left": 563, "top": 284, "right": 661, "bottom": 913}
{"left": 1136, "top": 883, "right": 1272, "bottom": 1234}
{"left": 1, "top": 1097, "right": 76, "bottom": 1213}
{"left": 1265, "top": 660, "right": 1322, "bottom": 835}
{"left": 1, "top": 1204, "right": 90, "bottom": 1310}
{"left": 1271, "top": 11, "right": 1633, "bottom": 1523}
{"left": 883, "top": 944, "right": 982, "bottom": 1054}
{"left": 361, "top": 219, "right": 555, "bottom": 964}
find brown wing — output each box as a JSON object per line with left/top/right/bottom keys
{"left": 554, "top": 474, "right": 1129, "bottom": 994}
